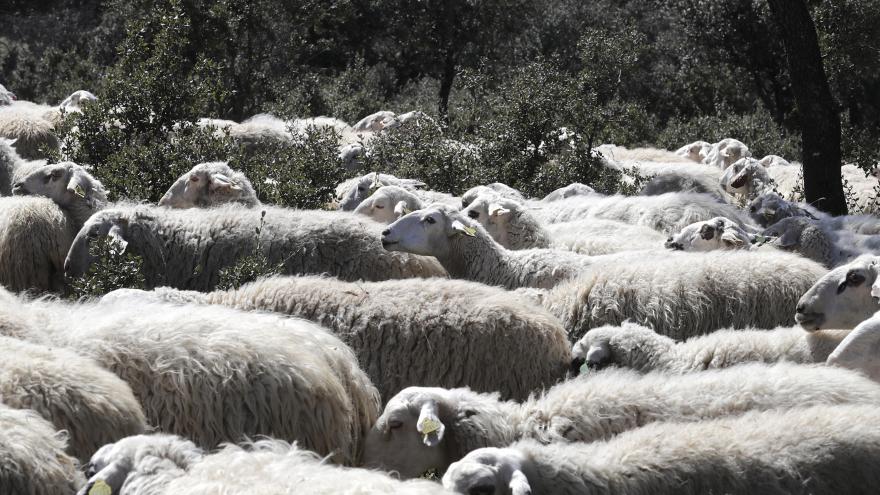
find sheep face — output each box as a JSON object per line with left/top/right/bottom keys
{"left": 665, "top": 217, "right": 749, "bottom": 251}
{"left": 749, "top": 193, "right": 793, "bottom": 227}
{"left": 382, "top": 206, "right": 473, "bottom": 258}
{"left": 59, "top": 90, "right": 97, "bottom": 110}
{"left": 158, "top": 162, "right": 255, "bottom": 208}
{"left": 65, "top": 212, "right": 132, "bottom": 278}
{"left": 795, "top": 256, "right": 880, "bottom": 330}
{"left": 571, "top": 330, "right": 613, "bottom": 374}
{"left": 12, "top": 162, "right": 105, "bottom": 209}
{"left": 676, "top": 141, "right": 711, "bottom": 163}
{"left": 720, "top": 158, "right": 763, "bottom": 195}
{"left": 442, "top": 448, "right": 530, "bottom": 495}
{"left": 354, "top": 186, "right": 420, "bottom": 224}
{"left": 363, "top": 387, "right": 454, "bottom": 479}
{"left": 461, "top": 196, "right": 515, "bottom": 246}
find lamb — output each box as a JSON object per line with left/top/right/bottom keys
{"left": 158, "top": 162, "right": 259, "bottom": 208}
{"left": 827, "top": 311, "right": 880, "bottom": 382}
{"left": 570, "top": 321, "right": 849, "bottom": 374}
{"left": 541, "top": 183, "right": 596, "bottom": 202}
{"left": 762, "top": 216, "right": 880, "bottom": 267}
{"left": 0, "top": 335, "right": 147, "bottom": 462}
{"left": 103, "top": 275, "right": 571, "bottom": 401}
{"left": 530, "top": 192, "right": 750, "bottom": 233}
{"left": 442, "top": 404, "right": 880, "bottom": 495}
{"left": 381, "top": 204, "right": 632, "bottom": 289}
{"left": 64, "top": 203, "right": 447, "bottom": 291}
{"left": 533, "top": 249, "right": 827, "bottom": 341}
{"left": 334, "top": 172, "right": 426, "bottom": 211}
{"left": 354, "top": 185, "right": 425, "bottom": 224}
{"left": 794, "top": 255, "right": 880, "bottom": 331}
{"left": 664, "top": 217, "right": 753, "bottom": 251}
{"left": 0, "top": 403, "right": 84, "bottom": 494}
{"left": 674, "top": 140, "right": 711, "bottom": 162}
{"left": 365, "top": 363, "right": 880, "bottom": 479}
{"left": 77, "top": 434, "right": 205, "bottom": 495}
{"left": 461, "top": 194, "right": 552, "bottom": 250}
{"left": 460, "top": 183, "right": 525, "bottom": 208}
{"left": 79, "top": 435, "right": 451, "bottom": 495}
{"left": 703, "top": 137, "right": 751, "bottom": 168}
{"left": 1, "top": 291, "right": 380, "bottom": 464}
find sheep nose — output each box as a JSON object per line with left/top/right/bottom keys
{"left": 570, "top": 357, "right": 586, "bottom": 374}
{"left": 11, "top": 183, "right": 23, "bottom": 194}
{"left": 381, "top": 229, "right": 390, "bottom": 236}
{"left": 796, "top": 303, "right": 807, "bottom": 314}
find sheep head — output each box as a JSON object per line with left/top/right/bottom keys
{"left": 442, "top": 447, "right": 531, "bottom": 495}
{"left": 665, "top": 217, "right": 750, "bottom": 252}
{"left": 461, "top": 194, "right": 519, "bottom": 247}
{"left": 158, "top": 162, "right": 258, "bottom": 209}
{"left": 354, "top": 185, "right": 423, "bottom": 224}
{"left": 12, "top": 162, "right": 108, "bottom": 212}
{"left": 381, "top": 204, "right": 478, "bottom": 258}
{"left": 795, "top": 255, "right": 880, "bottom": 331}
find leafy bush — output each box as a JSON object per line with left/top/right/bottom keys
{"left": 68, "top": 236, "right": 146, "bottom": 299}
{"left": 216, "top": 210, "right": 284, "bottom": 290}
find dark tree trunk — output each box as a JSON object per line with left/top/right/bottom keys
{"left": 438, "top": 53, "right": 456, "bottom": 125}
{"left": 766, "top": 0, "right": 846, "bottom": 215}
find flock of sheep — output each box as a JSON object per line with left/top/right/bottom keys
{"left": 3, "top": 85, "right": 880, "bottom": 494}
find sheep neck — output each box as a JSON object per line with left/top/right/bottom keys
{"left": 438, "top": 229, "right": 511, "bottom": 285}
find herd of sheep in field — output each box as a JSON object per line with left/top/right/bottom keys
{"left": 3, "top": 85, "right": 880, "bottom": 494}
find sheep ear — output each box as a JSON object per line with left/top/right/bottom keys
{"left": 393, "top": 201, "right": 410, "bottom": 218}
{"left": 509, "top": 470, "right": 532, "bottom": 495}
{"left": 776, "top": 228, "right": 800, "bottom": 248}
{"left": 416, "top": 401, "right": 446, "bottom": 447}
{"left": 698, "top": 224, "right": 716, "bottom": 240}
{"left": 451, "top": 220, "right": 477, "bottom": 237}
{"left": 87, "top": 460, "right": 130, "bottom": 495}
{"left": 6, "top": 138, "right": 16, "bottom": 146}
{"left": 488, "top": 203, "right": 511, "bottom": 218}
{"left": 107, "top": 224, "right": 128, "bottom": 252}
{"left": 67, "top": 168, "right": 91, "bottom": 199}
{"left": 209, "top": 173, "right": 242, "bottom": 193}
{"left": 720, "top": 231, "right": 744, "bottom": 247}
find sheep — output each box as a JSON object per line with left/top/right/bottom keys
{"left": 747, "top": 191, "right": 825, "bottom": 227}
{"left": 570, "top": 321, "right": 849, "bottom": 374}
{"left": 0, "top": 104, "right": 59, "bottom": 159}
{"left": 762, "top": 216, "right": 880, "bottom": 268}
{"left": 354, "top": 185, "right": 425, "bottom": 224}
{"left": 442, "top": 404, "right": 880, "bottom": 495}
{"left": 546, "top": 219, "right": 667, "bottom": 255}
{"left": 703, "top": 137, "right": 751, "bottom": 168}
{"left": 381, "top": 204, "right": 637, "bottom": 289}
{"left": 335, "top": 172, "right": 427, "bottom": 211}
{"left": 664, "top": 217, "right": 754, "bottom": 251}
{"left": 158, "top": 162, "right": 259, "bottom": 208}
{"left": 0, "top": 84, "right": 14, "bottom": 106}
{"left": 595, "top": 144, "right": 692, "bottom": 164}
{"left": 827, "top": 311, "right": 880, "bottom": 382}
{"left": 64, "top": 203, "right": 447, "bottom": 291}
{"left": 2, "top": 292, "right": 380, "bottom": 464}
{"left": 77, "top": 434, "right": 204, "bottom": 495}
{"left": 461, "top": 194, "right": 552, "bottom": 250}
{"left": 338, "top": 142, "right": 365, "bottom": 170}
{"left": 58, "top": 90, "right": 98, "bottom": 112}
{"left": 0, "top": 335, "right": 147, "bottom": 462}
{"left": 534, "top": 249, "right": 827, "bottom": 341}
{"left": 719, "top": 157, "right": 774, "bottom": 198}
{"left": 460, "top": 183, "right": 525, "bottom": 208}
{"left": 794, "top": 255, "right": 880, "bottom": 331}
{"left": 841, "top": 163, "right": 880, "bottom": 213}
{"left": 530, "top": 192, "right": 749, "bottom": 233}
{"left": 353, "top": 110, "right": 397, "bottom": 132}
{"left": 541, "top": 183, "right": 596, "bottom": 202}
{"left": 674, "top": 140, "right": 711, "bottom": 163}
{"left": 13, "top": 161, "right": 108, "bottom": 226}
{"left": 103, "top": 275, "right": 571, "bottom": 401}
{"left": 639, "top": 170, "right": 731, "bottom": 203}
{"left": 81, "top": 435, "right": 451, "bottom": 495}
{"left": 0, "top": 137, "right": 26, "bottom": 196}
{"left": 759, "top": 154, "right": 792, "bottom": 167}
{"left": 365, "top": 363, "right": 880, "bottom": 479}
{"left": 0, "top": 402, "right": 84, "bottom": 494}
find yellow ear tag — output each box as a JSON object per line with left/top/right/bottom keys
{"left": 462, "top": 226, "right": 477, "bottom": 237}
{"left": 419, "top": 417, "right": 441, "bottom": 435}
{"left": 74, "top": 184, "right": 86, "bottom": 198}
{"left": 89, "top": 479, "right": 112, "bottom": 495}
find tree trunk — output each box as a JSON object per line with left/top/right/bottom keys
{"left": 766, "top": 0, "right": 846, "bottom": 215}
{"left": 438, "top": 53, "right": 456, "bottom": 125}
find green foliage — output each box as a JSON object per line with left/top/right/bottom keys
{"left": 68, "top": 236, "right": 146, "bottom": 299}
{"left": 216, "top": 211, "right": 283, "bottom": 290}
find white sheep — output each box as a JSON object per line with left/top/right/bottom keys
{"left": 366, "top": 363, "right": 880, "bottom": 479}
{"left": 827, "top": 311, "right": 880, "bottom": 382}
{"left": 759, "top": 154, "right": 792, "bottom": 167}
{"left": 530, "top": 192, "right": 750, "bottom": 233}
{"left": 0, "top": 103, "right": 59, "bottom": 159}
{"left": 65, "top": 203, "right": 447, "bottom": 291}
{"left": 639, "top": 169, "right": 732, "bottom": 203}
{"left": 80, "top": 435, "right": 450, "bottom": 495}
{"left": 0, "top": 402, "right": 84, "bottom": 494}
{"left": 0, "top": 335, "right": 147, "bottom": 462}
{"left": 103, "top": 275, "right": 571, "bottom": 402}
{"left": 0, "top": 84, "right": 14, "bottom": 106}
{"left": 2, "top": 291, "right": 381, "bottom": 464}
{"left": 353, "top": 185, "right": 425, "bottom": 224}
{"left": 460, "top": 183, "right": 525, "bottom": 208}
{"left": 703, "top": 137, "right": 751, "bottom": 168}
{"left": 443, "top": 404, "right": 880, "bottom": 495}
{"left": 541, "top": 183, "right": 597, "bottom": 202}
{"left": 0, "top": 137, "right": 26, "bottom": 196}
{"left": 665, "top": 216, "right": 754, "bottom": 251}
{"left": 58, "top": 90, "right": 98, "bottom": 112}
{"left": 595, "top": 144, "right": 692, "bottom": 164}
{"left": 158, "top": 161, "right": 259, "bottom": 208}
{"left": 675, "top": 140, "right": 711, "bottom": 163}
{"left": 571, "top": 321, "right": 849, "bottom": 374}
{"left": 762, "top": 216, "right": 880, "bottom": 267}
{"left": 533, "top": 249, "right": 827, "bottom": 341}
{"left": 461, "top": 194, "right": 552, "bottom": 250}
{"left": 334, "top": 172, "right": 427, "bottom": 211}
{"left": 382, "top": 204, "right": 636, "bottom": 289}
{"left": 794, "top": 255, "right": 880, "bottom": 331}
{"left": 353, "top": 110, "right": 397, "bottom": 132}
{"left": 747, "top": 191, "right": 826, "bottom": 227}
{"left": 546, "top": 219, "right": 667, "bottom": 255}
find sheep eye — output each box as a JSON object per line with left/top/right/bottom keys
{"left": 358, "top": 187, "right": 365, "bottom": 192}
{"left": 189, "top": 175, "right": 199, "bottom": 182}
{"left": 388, "top": 419, "right": 403, "bottom": 429}
{"left": 375, "top": 204, "right": 384, "bottom": 209}
{"left": 85, "top": 462, "right": 96, "bottom": 477}
{"left": 425, "top": 217, "right": 436, "bottom": 224}
{"left": 468, "top": 211, "right": 480, "bottom": 219}
{"left": 846, "top": 272, "right": 866, "bottom": 287}
{"left": 750, "top": 206, "right": 756, "bottom": 212}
